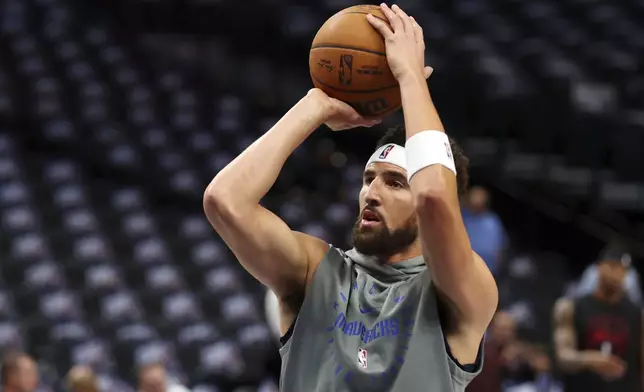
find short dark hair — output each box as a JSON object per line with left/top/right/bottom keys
{"left": 1, "top": 352, "right": 27, "bottom": 385}
{"left": 598, "top": 238, "right": 632, "bottom": 267}
{"left": 376, "top": 126, "right": 470, "bottom": 196}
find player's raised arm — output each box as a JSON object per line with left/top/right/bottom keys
{"left": 203, "top": 89, "right": 378, "bottom": 306}
{"left": 367, "top": 3, "right": 498, "bottom": 359}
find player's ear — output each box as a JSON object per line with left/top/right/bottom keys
{"left": 424, "top": 66, "right": 433, "bottom": 79}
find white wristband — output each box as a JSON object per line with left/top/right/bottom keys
{"left": 405, "top": 131, "right": 456, "bottom": 181}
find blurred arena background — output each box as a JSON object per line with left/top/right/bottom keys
{"left": 0, "top": 0, "right": 643, "bottom": 391}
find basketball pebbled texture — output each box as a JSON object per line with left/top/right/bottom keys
{"left": 309, "top": 5, "right": 400, "bottom": 117}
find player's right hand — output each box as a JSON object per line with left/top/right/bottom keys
{"left": 306, "top": 88, "right": 381, "bottom": 131}
{"left": 586, "top": 352, "right": 627, "bottom": 380}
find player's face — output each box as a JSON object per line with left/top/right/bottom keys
{"left": 597, "top": 260, "right": 627, "bottom": 291}
{"left": 352, "top": 162, "right": 418, "bottom": 256}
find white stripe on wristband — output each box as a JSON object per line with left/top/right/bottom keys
{"left": 405, "top": 130, "right": 456, "bottom": 182}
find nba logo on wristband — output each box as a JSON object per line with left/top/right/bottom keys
{"left": 445, "top": 142, "right": 452, "bottom": 159}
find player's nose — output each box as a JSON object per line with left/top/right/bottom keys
{"left": 364, "top": 178, "right": 384, "bottom": 206}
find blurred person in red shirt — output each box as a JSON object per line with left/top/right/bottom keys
{"left": 553, "top": 242, "right": 641, "bottom": 392}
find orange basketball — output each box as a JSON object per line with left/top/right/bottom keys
{"left": 309, "top": 5, "right": 400, "bottom": 117}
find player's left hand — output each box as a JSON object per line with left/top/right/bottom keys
{"left": 306, "top": 88, "right": 381, "bottom": 131}
{"left": 367, "top": 4, "right": 432, "bottom": 83}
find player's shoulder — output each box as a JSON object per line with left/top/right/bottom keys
{"left": 292, "top": 231, "right": 332, "bottom": 269}
{"left": 555, "top": 296, "right": 574, "bottom": 307}
{"left": 291, "top": 235, "right": 348, "bottom": 284}
{"left": 316, "top": 245, "right": 361, "bottom": 276}
{"left": 329, "top": 245, "right": 355, "bottom": 266}
{"left": 553, "top": 297, "right": 575, "bottom": 319}
{"left": 293, "top": 231, "right": 330, "bottom": 256}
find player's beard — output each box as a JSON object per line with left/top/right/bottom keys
{"left": 351, "top": 211, "right": 418, "bottom": 258}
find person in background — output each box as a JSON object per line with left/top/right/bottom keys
{"left": 572, "top": 240, "right": 642, "bottom": 305}
{"left": 503, "top": 346, "right": 555, "bottom": 392}
{"left": 468, "top": 311, "right": 556, "bottom": 392}
{"left": 137, "top": 363, "right": 190, "bottom": 392}
{"left": 467, "top": 311, "right": 515, "bottom": 392}
{"left": 0, "top": 352, "right": 39, "bottom": 392}
{"left": 553, "top": 242, "right": 642, "bottom": 392}
{"left": 462, "top": 186, "right": 507, "bottom": 274}
{"left": 66, "top": 365, "right": 98, "bottom": 392}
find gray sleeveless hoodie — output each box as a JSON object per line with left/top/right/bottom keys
{"left": 279, "top": 246, "right": 482, "bottom": 391}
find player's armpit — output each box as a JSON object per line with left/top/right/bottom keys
{"left": 203, "top": 197, "right": 329, "bottom": 301}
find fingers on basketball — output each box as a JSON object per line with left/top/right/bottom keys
{"left": 381, "top": 4, "right": 404, "bottom": 33}
{"left": 366, "top": 14, "right": 392, "bottom": 38}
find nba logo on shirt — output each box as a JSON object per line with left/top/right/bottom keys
{"left": 379, "top": 145, "right": 395, "bottom": 159}
{"left": 357, "top": 348, "right": 368, "bottom": 369}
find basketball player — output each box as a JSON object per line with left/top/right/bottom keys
{"left": 553, "top": 242, "right": 642, "bottom": 391}
{"left": 203, "top": 4, "right": 498, "bottom": 391}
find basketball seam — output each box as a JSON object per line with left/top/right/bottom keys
{"left": 310, "top": 44, "right": 386, "bottom": 57}
{"left": 337, "top": 11, "right": 389, "bottom": 24}
{"left": 311, "top": 75, "right": 399, "bottom": 94}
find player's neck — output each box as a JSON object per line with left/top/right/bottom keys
{"left": 382, "top": 243, "right": 422, "bottom": 264}
{"left": 593, "top": 286, "right": 624, "bottom": 304}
